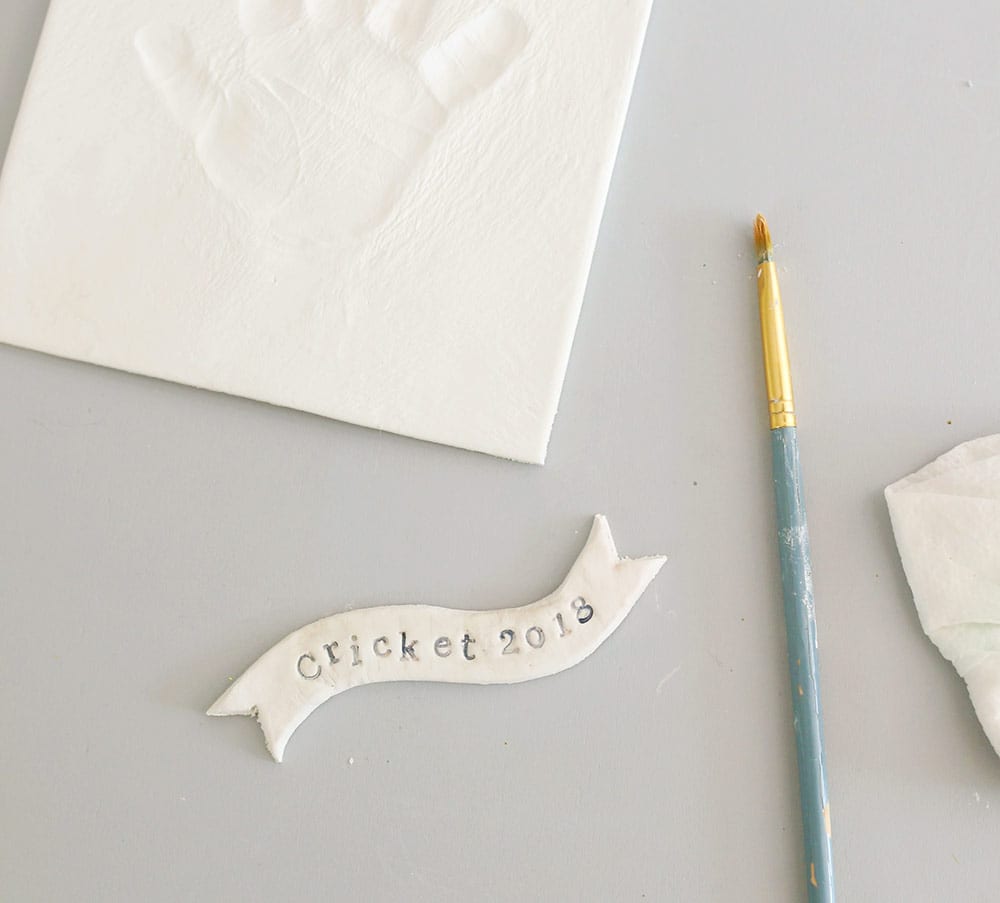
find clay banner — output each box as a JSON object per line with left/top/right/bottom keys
{"left": 209, "top": 516, "right": 665, "bottom": 762}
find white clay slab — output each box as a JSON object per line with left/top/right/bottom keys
{"left": 0, "top": 0, "right": 654, "bottom": 463}
{"left": 886, "top": 434, "right": 1000, "bottom": 757}
{"left": 210, "top": 515, "right": 665, "bottom": 761}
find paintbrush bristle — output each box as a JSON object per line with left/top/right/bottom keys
{"left": 754, "top": 214, "right": 773, "bottom": 263}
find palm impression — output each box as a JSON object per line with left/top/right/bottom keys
{"left": 136, "top": 0, "right": 528, "bottom": 247}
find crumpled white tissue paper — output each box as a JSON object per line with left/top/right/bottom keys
{"left": 887, "top": 434, "right": 1000, "bottom": 756}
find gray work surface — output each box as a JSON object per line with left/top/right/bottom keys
{"left": 3, "top": 2, "right": 999, "bottom": 901}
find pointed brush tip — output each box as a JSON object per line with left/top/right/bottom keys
{"left": 753, "top": 213, "right": 773, "bottom": 262}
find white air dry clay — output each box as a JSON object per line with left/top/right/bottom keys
{"left": 0, "top": 0, "right": 654, "bottom": 462}
{"left": 209, "top": 515, "right": 666, "bottom": 762}
{"left": 886, "top": 434, "right": 1000, "bottom": 758}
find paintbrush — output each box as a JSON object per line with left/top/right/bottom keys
{"left": 754, "top": 214, "right": 834, "bottom": 902}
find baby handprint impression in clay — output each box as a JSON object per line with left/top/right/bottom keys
{"left": 136, "top": 0, "right": 528, "bottom": 248}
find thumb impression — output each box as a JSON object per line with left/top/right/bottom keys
{"left": 419, "top": 7, "right": 528, "bottom": 110}
{"left": 136, "top": 24, "right": 220, "bottom": 136}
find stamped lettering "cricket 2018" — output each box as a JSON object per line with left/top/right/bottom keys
{"left": 296, "top": 597, "right": 595, "bottom": 680}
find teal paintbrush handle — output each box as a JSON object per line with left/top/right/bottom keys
{"left": 771, "top": 427, "right": 834, "bottom": 902}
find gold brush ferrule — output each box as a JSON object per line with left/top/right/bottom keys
{"left": 757, "top": 260, "right": 797, "bottom": 430}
